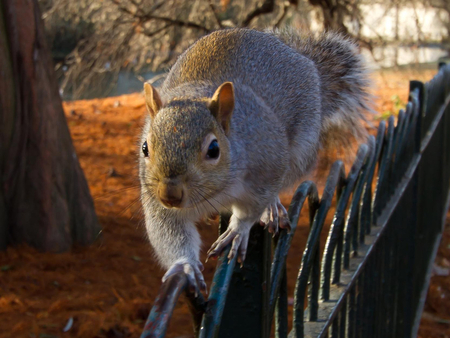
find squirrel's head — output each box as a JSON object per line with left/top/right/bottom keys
{"left": 140, "top": 82, "right": 234, "bottom": 211}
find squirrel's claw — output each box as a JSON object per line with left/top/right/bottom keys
{"left": 260, "top": 198, "right": 291, "bottom": 235}
{"left": 207, "top": 226, "right": 249, "bottom": 265}
{"left": 277, "top": 201, "right": 291, "bottom": 231}
{"left": 162, "top": 259, "right": 207, "bottom": 296}
{"left": 260, "top": 203, "right": 279, "bottom": 235}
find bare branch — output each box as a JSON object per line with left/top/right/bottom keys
{"left": 140, "top": 14, "right": 211, "bottom": 32}
{"left": 242, "top": 0, "right": 276, "bottom": 27}
{"left": 141, "top": 23, "right": 170, "bottom": 37}
{"left": 110, "top": 0, "right": 210, "bottom": 32}
{"left": 208, "top": 0, "right": 223, "bottom": 29}
{"left": 274, "top": 1, "right": 291, "bottom": 28}
{"left": 110, "top": 0, "right": 137, "bottom": 16}
{"left": 148, "top": 0, "right": 166, "bottom": 13}
{"left": 129, "top": 0, "right": 147, "bottom": 16}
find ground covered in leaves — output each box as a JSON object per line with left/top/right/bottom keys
{"left": 1, "top": 68, "right": 449, "bottom": 338}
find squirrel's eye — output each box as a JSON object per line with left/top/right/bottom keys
{"left": 206, "top": 140, "right": 220, "bottom": 159}
{"left": 142, "top": 141, "right": 149, "bottom": 157}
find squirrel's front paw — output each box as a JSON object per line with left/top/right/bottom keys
{"left": 259, "top": 197, "right": 291, "bottom": 236}
{"left": 207, "top": 226, "right": 250, "bottom": 265}
{"left": 162, "top": 259, "right": 206, "bottom": 296}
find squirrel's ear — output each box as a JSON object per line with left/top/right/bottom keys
{"left": 144, "top": 83, "right": 162, "bottom": 118}
{"left": 209, "top": 82, "right": 234, "bottom": 135}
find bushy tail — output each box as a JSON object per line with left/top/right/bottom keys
{"left": 267, "top": 28, "right": 373, "bottom": 147}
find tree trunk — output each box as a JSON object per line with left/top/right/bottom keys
{"left": 0, "top": 0, "right": 100, "bottom": 251}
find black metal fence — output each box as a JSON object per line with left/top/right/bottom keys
{"left": 140, "top": 64, "right": 450, "bottom": 338}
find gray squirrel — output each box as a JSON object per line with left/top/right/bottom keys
{"left": 139, "top": 28, "right": 371, "bottom": 293}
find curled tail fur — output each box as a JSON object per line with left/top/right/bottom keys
{"left": 267, "top": 28, "right": 373, "bottom": 147}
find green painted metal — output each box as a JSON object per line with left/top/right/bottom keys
{"left": 140, "top": 273, "right": 206, "bottom": 338}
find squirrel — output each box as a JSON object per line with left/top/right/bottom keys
{"left": 139, "top": 28, "right": 371, "bottom": 293}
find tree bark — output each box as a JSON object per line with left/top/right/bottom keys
{"left": 0, "top": 0, "right": 100, "bottom": 251}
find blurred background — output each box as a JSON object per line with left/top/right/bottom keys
{"left": 38, "top": 0, "right": 450, "bottom": 99}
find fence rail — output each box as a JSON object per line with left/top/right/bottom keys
{"left": 141, "top": 64, "right": 450, "bottom": 338}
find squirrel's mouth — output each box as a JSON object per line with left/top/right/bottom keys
{"left": 159, "top": 194, "right": 185, "bottom": 209}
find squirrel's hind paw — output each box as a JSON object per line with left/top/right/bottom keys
{"left": 259, "top": 198, "right": 291, "bottom": 236}
{"left": 162, "top": 259, "right": 207, "bottom": 296}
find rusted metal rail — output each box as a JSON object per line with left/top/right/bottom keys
{"left": 141, "top": 64, "right": 450, "bottom": 338}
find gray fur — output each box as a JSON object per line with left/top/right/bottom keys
{"left": 266, "top": 27, "right": 373, "bottom": 141}
{"left": 139, "top": 28, "right": 371, "bottom": 286}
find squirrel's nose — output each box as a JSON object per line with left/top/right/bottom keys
{"left": 158, "top": 179, "right": 184, "bottom": 208}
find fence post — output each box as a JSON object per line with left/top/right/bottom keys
{"left": 215, "top": 217, "right": 271, "bottom": 338}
